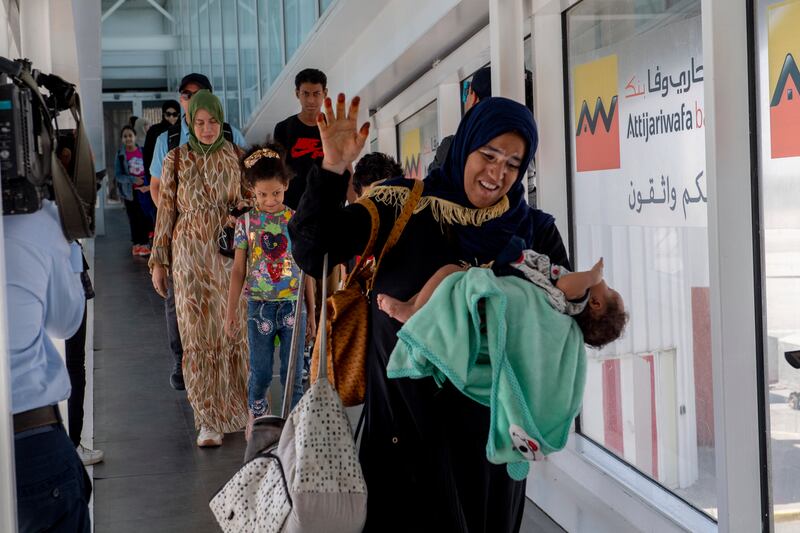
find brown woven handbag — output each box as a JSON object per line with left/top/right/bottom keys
{"left": 311, "top": 180, "right": 424, "bottom": 406}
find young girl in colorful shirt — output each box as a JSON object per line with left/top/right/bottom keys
{"left": 115, "top": 125, "right": 154, "bottom": 256}
{"left": 225, "top": 144, "right": 316, "bottom": 438}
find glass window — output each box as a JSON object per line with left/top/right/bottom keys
{"left": 210, "top": 0, "right": 224, "bottom": 100}
{"left": 755, "top": 0, "right": 800, "bottom": 530}
{"left": 524, "top": 34, "right": 532, "bottom": 73}
{"left": 222, "top": 2, "right": 241, "bottom": 128}
{"left": 191, "top": 6, "right": 201, "bottom": 75}
{"left": 320, "top": 0, "right": 334, "bottom": 13}
{"left": 181, "top": 0, "right": 192, "bottom": 85}
{"left": 565, "top": 0, "right": 714, "bottom": 518}
{"left": 524, "top": 34, "right": 533, "bottom": 111}
{"left": 397, "top": 100, "right": 438, "bottom": 180}
{"left": 238, "top": 0, "right": 259, "bottom": 122}
{"left": 199, "top": 2, "right": 211, "bottom": 76}
{"left": 181, "top": 0, "right": 187, "bottom": 75}
{"left": 283, "top": 0, "right": 317, "bottom": 61}
{"left": 460, "top": 63, "right": 490, "bottom": 116}
{"left": 259, "top": 0, "right": 284, "bottom": 94}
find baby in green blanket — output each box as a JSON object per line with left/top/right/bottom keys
{"left": 381, "top": 251, "right": 628, "bottom": 479}
{"left": 378, "top": 249, "right": 627, "bottom": 349}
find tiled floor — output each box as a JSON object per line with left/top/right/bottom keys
{"left": 91, "top": 205, "right": 563, "bottom": 533}
{"left": 92, "top": 206, "right": 249, "bottom": 532}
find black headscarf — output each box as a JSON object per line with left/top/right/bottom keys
{"left": 162, "top": 99, "right": 180, "bottom": 115}
{"left": 422, "top": 97, "right": 541, "bottom": 264}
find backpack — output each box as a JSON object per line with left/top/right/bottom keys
{"left": 167, "top": 120, "right": 234, "bottom": 151}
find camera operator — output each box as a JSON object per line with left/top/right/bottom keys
{"left": 5, "top": 198, "right": 91, "bottom": 532}
{"left": 0, "top": 56, "right": 96, "bottom": 532}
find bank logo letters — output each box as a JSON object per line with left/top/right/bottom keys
{"left": 574, "top": 54, "right": 621, "bottom": 172}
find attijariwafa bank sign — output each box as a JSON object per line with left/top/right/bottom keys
{"left": 570, "top": 15, "right": 706, "bottom": 229}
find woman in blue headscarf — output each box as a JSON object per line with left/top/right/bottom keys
{"left": 289, "top": 94, "right": 569, "bottom": 533}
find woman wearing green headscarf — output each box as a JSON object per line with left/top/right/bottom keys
{"left": 150, "top": 90, "right": 249, "bottom": 447}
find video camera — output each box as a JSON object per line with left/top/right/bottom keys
{"left": 0, "top": 57, "right": 95, "bottom": 239}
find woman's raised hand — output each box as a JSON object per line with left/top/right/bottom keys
{"left": 318, "top": 93, "right": 370, "bottom": 175}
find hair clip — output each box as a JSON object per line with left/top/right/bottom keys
{"left": 244, "top": 148, "right": 280, "bottom": 168}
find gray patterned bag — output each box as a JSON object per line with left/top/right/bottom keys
{"left": 210, "top": 257, "right": 367, "bottom": 532}
{"left": 209, "top": 452, "right": 292, "bottom": 532}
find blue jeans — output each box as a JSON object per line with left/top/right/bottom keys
{"left": 15, "top": 424, "right": 92, "bottom": 533}
{"left": 247, "top": 300, "right": 306, "bottom": 415}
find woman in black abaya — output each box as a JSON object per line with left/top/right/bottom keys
{"left": 289, "top": 94, "right": 569, "bottom": 532}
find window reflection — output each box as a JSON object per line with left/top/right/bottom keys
{"left": 565, "top": 0, "right": 715, "bottom": 519}
{"left": 756, "top": 0, "right": 800, "bottom": 530}
{"left": 283, "top": 0, "right": 317, "bottom": 61}
{"left": 222, "top": 3, "right": 240, "bottom": 127}
{"left": 199, "top": 1, "right": 211, "bottom": 79}
{"left": 259, "top": 0, "right": 284, "bottom": 94}
{"left": 238, "top": 0, "right": 259, "bottom": 121}
{"left": 209, "top": 0, "right": 224, "bottom": 117}
{"left": 173, "top": 0, "right": 328, "bottom": 124}
{"left": 397, "top": 101, "right": 438, "bottom": 180}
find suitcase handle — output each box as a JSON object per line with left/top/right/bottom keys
{"left": 280, "top": 254, "right": 329, "bottom": 419}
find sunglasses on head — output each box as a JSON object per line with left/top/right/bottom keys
{"left": 165, "top": 110, "right": 179, "bottom": 117}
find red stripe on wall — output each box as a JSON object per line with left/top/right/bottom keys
{"left": 603, "top": 359, "right": 624, "bottom": 455}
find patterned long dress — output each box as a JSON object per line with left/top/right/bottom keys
{"left": 150, "top": 142, "right": 249, "bottom": 433}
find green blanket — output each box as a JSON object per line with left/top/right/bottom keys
{"left": 387, "top": 267, "right": 586, "bottom": 480}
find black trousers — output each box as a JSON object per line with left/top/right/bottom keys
{"left": 15, "top": 425, "right": 92, "bottom": 533}
{"left": 123, "top": 198, "right": 151, "bottom": 245}
{"left": 65, "top": 304, "right": 88, "bottom": 447}
{"left": 165, "top": 281, "right": 183, "bottom": 366}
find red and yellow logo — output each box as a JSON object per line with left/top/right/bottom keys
{"left": 573, "top": 55, "right": 620, "bottom": 172}
{"left": 769, "top": 1, "right": 800, "bottom": 159}
{"left": 401, "top": 128, "right": 423, "bottom": 180}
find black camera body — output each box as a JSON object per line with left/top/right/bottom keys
{"left": 0, "top": 80, "right": 52, "bottom": 214}
{"left": 0, "top": 57, "right": 95, "bottom": 239}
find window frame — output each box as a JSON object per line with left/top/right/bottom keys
{"left": 530, "top": 0, "right": 768, "bottom": 530}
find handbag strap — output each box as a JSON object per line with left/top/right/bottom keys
{"left": 343, "top": 198, "right": 380, "bottom": 289}
{"left": 281, "top": 271, "right": 307, "bottom": 419}
{"left": 316, "top": 254, "right": 330, "bottom": 383}
{"left": 366, "top": 179, "right": 424, "bottom": 293}
{"left": 354, "top": 406, "right": 366, "bottom": 442}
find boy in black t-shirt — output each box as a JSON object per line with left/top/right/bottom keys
{"left": 273, "top": 68, "right": 328, "bottom": 209}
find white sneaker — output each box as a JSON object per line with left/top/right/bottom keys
{"left": 77, "top": 444, "right": 104, "bottom": 466}
{"left": 197, "top": 426, "right": 223, "bottom": 447}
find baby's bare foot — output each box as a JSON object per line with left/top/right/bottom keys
{"left": 377, "top": 294, "right": 414, "bottom": 323}
{"left": 589, "top": 257, "right": 604, "bottom": 286}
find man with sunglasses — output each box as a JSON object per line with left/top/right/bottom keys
{"left": 148, "top": 73, "right": 246, "bottom": 391}
{"left": 142, "top": 99, "right": 180, "bottom": 179}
